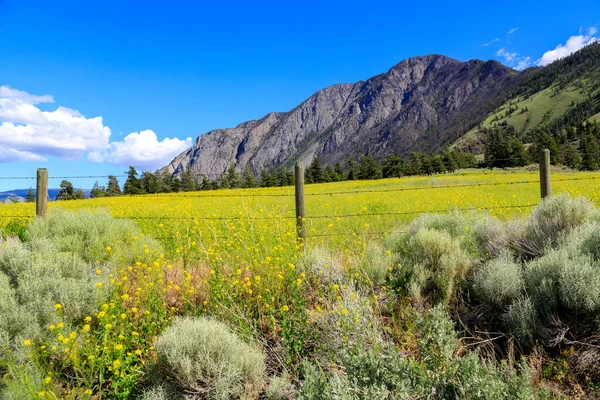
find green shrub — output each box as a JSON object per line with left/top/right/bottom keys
{"left": 155, "top": 317, "right": 266, "bottom": 399}
{"left": 299, "top": 305, "right": 549, "bottom": 399}
{"left": 502, "top": 298, "right": 537, "bottom": 351}
{"left": 394, "top": 228, "right": 471, "bottom": 304}
{"left": 517, "top": 194, "right": 598, "bottom": 258}
{"left": 472, "top": 254, "right": 524, "bottom": 307}
{"left": 471, "top": 217, "right": 511, "bottom": 259}
{"left": 139, "top": 384, "right": 181, "bottom": 400}
{"left": 312, "top": 288, "right": 383, "bottom": 365}
{"left": 300, "top": 247, "right": 344, "bottom": 285}
{"left": 26, "top": 208, "right": 159, "bottom": 264}
{"left": 558, "top": 256, "right": 600, "bottom": 314}
{"left": 358, "top": 242, "right": 390, "bottom": 285}
{"left": 265, "top": 373, "right": 295, "bottom": 400}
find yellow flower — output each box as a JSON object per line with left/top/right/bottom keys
{"left": 131, "top": 307, "right": 138, "bottom": 313}
{"left": 23, "top": 339, "right": 32, "bottom": 346}
{"left": 82, "top": 324, "right": 90, "bottom": 332}
{"left": 105, "top": 323, "right": 113, "bottom": 330}
{"left": 84, "top": 316, "right": 92, "bottom": 322}
{"left": 84, "top": 389, "right": 93, "bottom": 395}
{"left": 95, "top": 269, "right": 102, "bottom": 275}
{"left": 43, "top": 376, "right": 52, "bottom": 384}
{"left": 113, "top": 359, "right": 121, "bottom": 369}
{"left": 115, "top": 344, "right": 123, "bottom": 351}
{"left": 96, "top": 282, "right": 103, "bottom": 289}
{"left": 106, "top": 246, "right": 112, "bottom": 252}
{"left": 121, "top": 294, "right": 130, "bottom": 301}
{"left": 282, "top": 305, "right": 289, "bottom": 312}
{"left": 54, "top": 303, "right": 62, "bottom": 310}
{"left": 135, "top": 349, "right": 142, "bottom": 355}
{"left": 49, "top": 324, "right": 56, "bottom": 331}
{"left": 120, "top": 313, "right": 127, "bottom": 319}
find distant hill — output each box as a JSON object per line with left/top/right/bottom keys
{"left": 163, "top": 43, "right": 600, "bottom": 179}
{"left": 0, "top": 189, "right": 90, "bottom": 203}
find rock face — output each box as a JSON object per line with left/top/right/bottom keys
{"left": 163, "top": 54, "right": 518, "bottom": 178}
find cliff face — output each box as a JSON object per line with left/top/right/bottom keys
{"left": 163, "top": 54, "right": 518, "bottom": 178}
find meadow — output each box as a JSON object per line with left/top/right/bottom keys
{"left": 2, "top": 169, "right": 600, "bottom": 399}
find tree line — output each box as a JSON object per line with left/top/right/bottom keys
{"left": 48, "top": 150, "right": 478, "bottom": 200}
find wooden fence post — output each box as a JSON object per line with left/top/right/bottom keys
{"left": 539, "top": 149, "right": 551, "bottom": 199}
{"left": 36, "top": 168, "right": 48, "bottom": 217}
{"left": 295, "top": 162, "right": 306, "bottom": 245}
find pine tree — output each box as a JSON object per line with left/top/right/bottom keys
{"left": 357, "top": 155, "right": 382, "bottom": 180}
{"left": 242, "top": 165, "right": 256, "bottom": 188}
{"left": 25, "top": 187, "right": 35, "bottom": 203}
{"left": 90, "top": 181, "right": 107, "bottom": 198}
{"left": 226, "top": 164, "right": 240, "bottom": 188}
{"left": 580, "top": 134, "right": 600, "bottom": 171}
{"left": 306, "top": 156, "right": 323, "bottom": 183}
{"left": 123, "top": 166, "right": 143, "bottom": 195}
{"left": 562, "top": 143, "right": 582, "bottom": 170}
{"left": 382, "top": 154, "right": 402, "bottom": 178}
{"left": 56, "top": 180, "right": 76, "bottom": 201}
{"left": 106, "top": 175, "right": 122, "bottom": 196}
{"left": 333, "top": 161, "right": 345, "bottom": 181}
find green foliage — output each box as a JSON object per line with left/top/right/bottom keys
{"left": 472, "top": 255, "right": 524, "bottom": 307}
{"left": 154, "top": 317, "right": 266, "bottom": 399}
{"left": 517, "top": 194, "right": 598, "bottom": 258}
{"left": 265, "top": 373, "right": 295, "bottom": 400}
{"left": 358, "top": 243, "right": 390, "bottom": 285}
{"left": 391, "top": 225, "right": 471, "bottom": 304}
{"left": 299, "top": 305, "right": 548, "bottom": 399}
{"left": 502, "top": 298, "right": 537, "bottom": 351}
{"left": 25, "top": 208, "right": 158, "bottom": 264}
{"left": 55, "top": 179, "right": 85, "bottom": 201}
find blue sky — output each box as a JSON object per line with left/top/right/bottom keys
{"left": 0, "top": 0, "right": 599, "bottom": 191}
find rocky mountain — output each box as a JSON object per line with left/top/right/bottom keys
{"left": 163, "top": 44, "right": 600, "bottom": 179}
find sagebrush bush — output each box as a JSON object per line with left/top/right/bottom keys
{"left": 502, "top": 298, "right": 537, "bottom": 351}
{"left": 472, "top": 254, "right": 524, "bottom": 307}
{"left": 558, "top": 256, "right": 600, "bottom": 314}
{"left": 265, "top": 373, "right": 295, "bottom": 400}
{"left": 139, "top": 384, "right": 181, "bottom": 400}
{"left": 393, "top": 227, "right": 471, "bottom": 304}
{"left": 26, "top": 208, "right": 160, "bottom": 264}
{"left": 312, "top": 287, "right": 383, "bottom": 365}
{"left": 300, "top": 247, "right": 344, "bottom": 285}
{"left": 517, "top": 194, "right": 598, "bottom": 258}
{"left": 471, "top": 217, "right": 511, "bottom": 259}
{"left": 155, "top": 317, "right": 266, "bottom": 399}
{"left": 358, "top": 242, "right": 390, "bottom": 285}
{"left": 299, "top": 305, "right": 548, "bottom": 399}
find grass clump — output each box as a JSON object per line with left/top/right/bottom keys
{"left": 154, "top": 316, "right": 267, "bottom": 399}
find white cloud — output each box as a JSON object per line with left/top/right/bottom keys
{"left": 482, "top": 38, "right": 499, "bottom": 47}
{"left": 496, "top": 48, "right": 517, "bottom": 62}
{"left": 537, "top": 30, "right": 598, "bottom": 66}
{"left": 507, "top": 27, "right": 519, "bottom": 36}
{"left": 515, "top": 57, "right": 532, "bottom": 70}
{"left": 496, "top": 48, "right": 531, "bottom": 71}
{"left": 0, "top": 85, "right": 193, "bottom": 171}
{"left": 89, "top": 130, "right": 191, "bottom": 170}
{"left": 0, "top": 85, "right": 111, "bottom": 161}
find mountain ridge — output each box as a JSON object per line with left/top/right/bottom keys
{"left": 163, "top": 44, "right": 600, "bottom": 179}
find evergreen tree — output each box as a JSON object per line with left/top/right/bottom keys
{"left": 90, "top": 181, "right": 107, "bottom": 198}
{"left": 56, "top": 180, "right": 76, "bottom": 201}
{"left": 200, "top": 175, "right": 211, "bottom": 190}
{"left": 123, "top": 166, "right": 143, "bottom": 195}
{"left": 260, "top": 169, "right": 277, "bottom": 187}
{"left": 25, "top": 187, "right": 35, "bottom": 203}
{"left": 430, "top": 154, "right": 446, "bottom": 174}
{"left": 357, "top": 155, "right": 383, "bottom": 180}
{"left": 306, "top": 156, "right": 324, "bottom": 183}
{"left": 333, "top": 161, "right": 345, "bottom": 181}
{"left": 180, "top": 169, "right": 197, "bottom": 192}
{"left": 225, "top": 164, "right": 240, "bottom": 188}
{"left": 346, "top": 159, "right": 358, "bottom": 180}
{"left": 580, "top": 134, "right": 600, "bottom": 170}
{"left": 322, "top": 165, "right": 335, "bottom": 182}
{"left": 382, "top": 154, "right": 402, "bottom": 178}
{"left": 562, "top": 142, "right": 582, "bottom": 170}
{"left": 106, "top": 175, "right": 122, "bottom": 196}
{"left": 242, "top": 165, "right": 256, "bottom": 188}
{"left": 170, "top": 177, "right": 182, "bottom": 192}
{"left": 74, "top": 188, "right": 85, "bottom": 200}
{"left": 441, "top": 150, "right": 458, "bottom": 173}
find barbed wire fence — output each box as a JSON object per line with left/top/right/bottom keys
{"left": 1, "top": 149, "right": 600, "bottom": 240}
